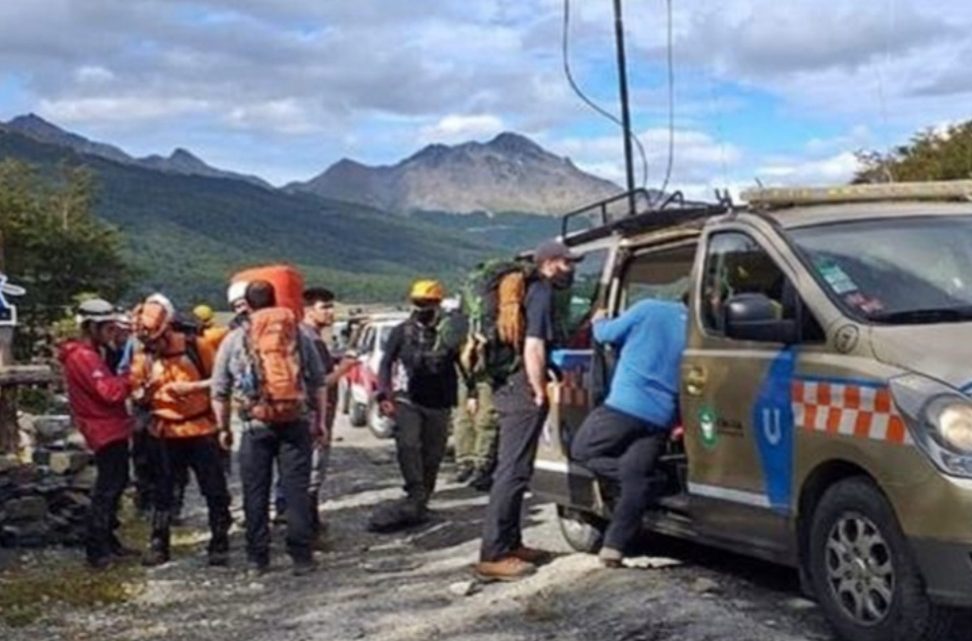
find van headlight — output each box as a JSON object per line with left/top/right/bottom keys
{"left": 927, "top": 398, "right": 972, "bottom": 453}
{"left": 890, "top": 375, "right": 972, "bottom": 478}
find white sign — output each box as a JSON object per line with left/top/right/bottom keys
{"left": 0, "top": 273, "right": 25, "bottom": 327}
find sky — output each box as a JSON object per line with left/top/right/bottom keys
{"left": 1, "top": 0, "right": 971, "bottom": 199}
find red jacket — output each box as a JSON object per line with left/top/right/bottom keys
{"left": 58, "top": 340, "right": 133, "bottom": 452}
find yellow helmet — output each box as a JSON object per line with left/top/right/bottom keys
{"left": 409, "top": 279, "right": 445, "bottom": 302}
{"left": 193, "top": 304, "right": 215, "bottom": 326}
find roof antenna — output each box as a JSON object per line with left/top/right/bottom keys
{"left": 612, "top": 0, "right": 637, "bottom": 216}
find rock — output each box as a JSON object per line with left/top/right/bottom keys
{"left": 32, "top": 415, "right": 73, "bottom": 444}
{"left": 71, "top": 466, "right": 98, "bottom": 489}
{"left": 0, "top": 454, "right": 20, "bottom": 473}
{"left": 690, "top": 577, "right": 721, "bottom": 594}
{"left": 49, "top": 451, "right": 91, "bottom": 475}
{"left": 625, "top": 556, "right": 683, "bottom": 570}
{"left": 448, "top": 580, "right": 481, "bottom": 597}
{"left": 1, "top": 522, "right": 51, "bottom": 547}
{"left": 362, "top": 558, "right": 423, "bottom": 574}
{"left": 247, "top": 582, "right": 266, "bottom": 591}
{"left": 5, "top": 496, "right": 48, "bottom": 521}
{"left": 783, "top": 597, "right": 818, "bottom": 611}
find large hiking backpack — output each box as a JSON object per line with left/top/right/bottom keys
{"left": 460, "top": 260, "right": 534, "bottom": 382}
{"left": 243, "top": 307, "right": 305, "bottom": 424}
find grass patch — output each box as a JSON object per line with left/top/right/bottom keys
{"left": 0, "top": 558, "right": 145, "bottom": 627}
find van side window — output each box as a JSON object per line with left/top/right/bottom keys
{"left": 702, "top": 232, "right": 823, "bottom": 341}
{"left": 556, "top": 247, "right": 611, "bottom": 348}
{"left": 620, "top": 244, "right": 696, "bottom": 310}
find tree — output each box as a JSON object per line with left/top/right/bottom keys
{"left": 854, "top": 122, "right": 972, "bottom": 183}
{"left": 0, "top": 159, "right": 134, "bottom": 360}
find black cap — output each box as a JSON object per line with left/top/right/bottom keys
{"left": 534, "top": 240, "right": 582, "bottom": 265}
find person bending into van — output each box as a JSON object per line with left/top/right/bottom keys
{"left": 130, "top": 294, "right": 232, "bottom": 567}
{"left": 570, "top": 296, "right": 687, "bottom": 568}
{"left": 371, "top": 280, "right": 468, "bottom": 531}
{"left": 475, "top": 240, "right": 580, "bottom": 580}
{"left": 212, "top": 280, "right": 327, "bottom": 576}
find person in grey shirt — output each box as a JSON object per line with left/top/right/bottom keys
{"left": 211, "top": 280, "right": 327, "bottom": 576}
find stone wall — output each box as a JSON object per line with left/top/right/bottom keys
{"left": 0, "top": 415, "right": 95, "bottom": 548}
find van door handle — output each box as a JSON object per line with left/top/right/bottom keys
{"left": 684, "top": 367, "right": 708, "bottom": 396}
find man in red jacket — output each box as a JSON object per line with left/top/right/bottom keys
{"left": 59, "top": 298, "right": 134, "bottom": 569}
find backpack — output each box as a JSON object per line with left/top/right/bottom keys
{"left": 460, "top": 260, "right": 535, "bottom": 382}
{"left": 242, "top": 307, "right": 305, "bottom": 424}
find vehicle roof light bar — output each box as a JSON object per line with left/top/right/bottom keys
{"left": 743, "top": 180, "right": 972, "bottom": 208}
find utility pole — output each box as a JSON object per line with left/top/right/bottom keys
{"left": 613, "top": 0, "right": 637, "bottom": 216}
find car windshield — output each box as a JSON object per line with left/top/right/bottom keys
{"left": 789, "top": 215, "right": 972, "bottom": 324}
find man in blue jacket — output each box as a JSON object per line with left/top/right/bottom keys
{"left": 570, "top": 296, "right": 687, "bottom": 567}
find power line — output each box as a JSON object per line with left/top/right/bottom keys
{"left": 656, "top": 0, "right": 676, "bottom": 202}
{"left": 562, "top": 0, "right": 649, "bottom": 190}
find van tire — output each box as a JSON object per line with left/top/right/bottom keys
{"left": 808, "top": 477, "right": 953, "bottom": 641}
{"left": 557, "top": 506, "right": 605, "bottom": 554}
{"left": 349, "top": 402, "right": 367, "bottom": 428}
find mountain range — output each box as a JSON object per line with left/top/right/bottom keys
{"left": 0, "top": 114, "right": 611, "bottom": 304}
{"left": 287, "top": 132, "right": 622, "bottom": 215}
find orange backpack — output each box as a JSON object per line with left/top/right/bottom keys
{"left": 245, "top": 307, "right": 305, "bottom": 424}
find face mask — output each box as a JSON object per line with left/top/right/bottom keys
{"left": 414, "top": 307, "right": 439, "bottom": 326}
{"left": 551, "top": 269, "right": 575, "bottom": 290}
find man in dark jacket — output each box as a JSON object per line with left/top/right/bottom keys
{"left": 370, "top": 280, "right": 469, "bottom": 531}
{"left": 59, "top": 298, "right": 134, "bottom": 569}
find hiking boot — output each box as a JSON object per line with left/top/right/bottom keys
{"left": 452, "top": 463, "right": 475, "bottom": 484}
{"left": 367, "top": 499, "right": 428, "bottom": 533}
{"left": 208, "top": 549, "right": 230, "bottom": 567}
{"left": 599, "top": 547, "right": 623, "bottom": 569}
{"left": 246, "top": 557, "right": 269, "bottom": 577}
{"left": 468, "top": 468, "right": 493, "bottom": 492}
{"left": 473, "top": 556, "right": 537, "bottom": 581}
{"left": 510, "top": 546, "right": 551, "bottom": 565}
{"left": 142, "top": 510, "right": 171, "bottom": 567}
{"left": 292, "top": 559, "right": 317, "bottom": 577}
{"left": 87, "top": 555, "right": 112, "bottom": 571}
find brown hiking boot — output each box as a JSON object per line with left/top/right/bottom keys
{"left": 510, "top": 546, "right": 551, "bottom": 565}
{"left": 474, "top": 556, "right": 537, "bottom": 581}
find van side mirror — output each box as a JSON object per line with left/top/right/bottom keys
{"left": 724, "top": 293, "right": 798, "bottom": 344}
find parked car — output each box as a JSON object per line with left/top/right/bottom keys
{"left": 342, "top": 312, "right": 408, "bottom": 439}
{"left": 532, "top": 182, "right": 972, "bottom": 641}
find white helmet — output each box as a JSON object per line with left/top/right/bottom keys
{"left": 75, "top": 298, "right": 119, "bottom": 328}
{"left": 227, "top": 281, "right": 248, "bottom": 305}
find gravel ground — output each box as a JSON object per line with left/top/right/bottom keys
{"left": 2, "top": 416, "right": 959, "bottom": 641}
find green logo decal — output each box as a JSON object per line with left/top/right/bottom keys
{"left": 699, "top": 407, "right": 719, "bottom": 449}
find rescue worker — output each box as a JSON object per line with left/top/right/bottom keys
{"left": 475, "top": 240, "right": 579, "bottom": 580}
{"left": 371, "top": 280, "right": 469, "bottom": 531}
{"left": 570, "top": 296, "right": 687, "bottom": 567}
{"left": 59, "top": 299, "right": 135, "bottom": 569}
{"left": 453, "top": 381, "right": 498, "bottom": 491}
{"left": 130, "top": 294, "right": 232, "bottom": 567}
{"left": 193, "top": 304, "right": 230, "bottom": 353}
{"left": 212, "top": 280, "right": 328, "bottom": 576}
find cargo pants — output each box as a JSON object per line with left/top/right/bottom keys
{"left": 453, "top": 381, "right": 499, "bottom": 471}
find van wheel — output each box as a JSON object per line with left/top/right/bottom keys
{"left": 349, "top": 402, "right": 367, "bottom": 428}
{"left": 808, "top": 477, "right": 953, "bottom": 641}
{"left": 367, "top": 401, "right": 395, "bottom": 439}
{"left": 557, "top": 506, "right": 605, "bottom": 554}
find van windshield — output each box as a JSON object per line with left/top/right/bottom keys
{"left": 790, "top": 215, "right": 972, "bottom": 324}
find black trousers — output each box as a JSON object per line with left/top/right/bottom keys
{"left": 570, "top": 405, "right": 666, "bottom": 553}
{"left": 480, "top": 373, "right": 548, "bottom": 562}
{"left": 148, "top": 434, "right": 231, "bottom": 552}
{"left": 240, "top": 421, "right": 313, "bottom": 563}
{"left": 86, "top": 439, "right": 130, "bottom": 561}
{"left": 131, "top": 421, "right": 154, "bottom": 512}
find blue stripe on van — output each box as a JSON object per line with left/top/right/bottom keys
{"left": 794, "top": 374, "right": 886, "bottom": 389}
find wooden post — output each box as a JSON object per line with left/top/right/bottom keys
{"left": 0, "top": 229, "right": 19, "bottom": 454}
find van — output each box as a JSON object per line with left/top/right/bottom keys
{"left": 533, "top": 182, "right": 972, "bottom": 641}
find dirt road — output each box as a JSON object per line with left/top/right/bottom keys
{"left": 3, "top": 417, "right": 852, "bottom": 640}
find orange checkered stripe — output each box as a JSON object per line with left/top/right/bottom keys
{"left": 792, "top": 379, "right": 913, "bottom": 445}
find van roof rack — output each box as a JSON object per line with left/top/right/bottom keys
{"left": 743, "top": 180, "right": 972, "bottom": 208}
{"left": 557, "top": 188, "right": 727, "bottom": 247}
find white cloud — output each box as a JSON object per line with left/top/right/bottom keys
{"left": 418, "top": 114, "right": 506, "bottom": 145}
{"left": 38, "top": 96, "right": 210, "bottom": 123}
{"left": 226, "top": 98, "right": 323, "bottom": 135}
{"left": 75, "top": 65, "right": 114, "bottom": 85}
{"left": 756, "top": 152, "right": 862, "bottom": 186}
